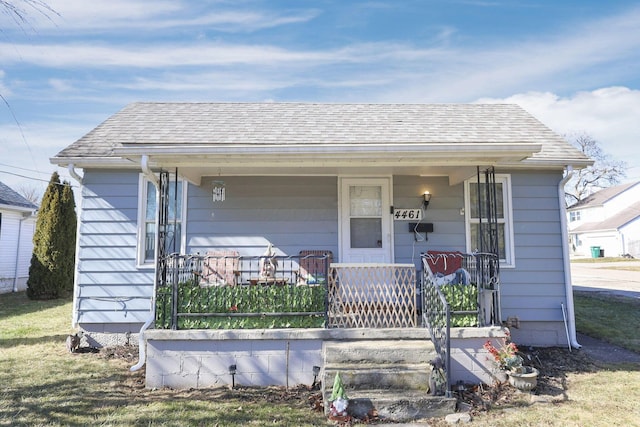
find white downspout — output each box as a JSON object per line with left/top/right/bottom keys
{"left": 68, "top": 164, "right": 83, "bottom": 184}
{"left": 131, "top": 155, "right": 158, "bottom": 372}
{"left": 559, "top": 166, "right": 581, "bottom": 349}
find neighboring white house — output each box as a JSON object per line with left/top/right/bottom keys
{"left": 567, "top": 181, "right": 640, "bottom": 258}
{"left": 0, "top": 181, "right": 38, "bottom": 294}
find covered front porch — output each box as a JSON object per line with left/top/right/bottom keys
{"left": 154, "top": 251, "right": 501, "bottom": 331}
{"left": 147, "top": 249, "right": 503, "bottom": 396}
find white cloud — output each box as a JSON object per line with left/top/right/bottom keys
{"left": 477, "top": 87, "right": 640, "bottom": 181}
{"left": 18, "top": 0, "right": 320, "bottom": 33}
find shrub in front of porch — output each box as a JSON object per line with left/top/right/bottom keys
{"left": 156, "top": 282, "right": 326, "bottom": 329}
{"left": 439, "top": 283, "right": 478, "bottom": 327}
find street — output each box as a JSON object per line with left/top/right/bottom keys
{"left": 571, "top": 260, "right": 640, "bottom": 299}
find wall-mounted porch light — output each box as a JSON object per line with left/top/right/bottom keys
{"left": 423, "top": 191, "right": 432, "bottom": 208}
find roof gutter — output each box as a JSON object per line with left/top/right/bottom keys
{"left": 131, "top": 155, "right": 158, "bottom": 372}
{"left": 559, "top": 166, "right": 581, "bottom": 349}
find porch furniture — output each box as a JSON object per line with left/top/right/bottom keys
{"left": 295, "top": 250, "right": 333, "bottom": 285}
{"left": 249, "top": 277, "right": 290, "bottom": 286}
{"left": 199, "top": 250, "right": 240, "bottom": 286}
{"left": 425, "top": 250, "right": 464, "bottom": 275}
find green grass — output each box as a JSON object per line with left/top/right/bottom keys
{"left": 574, "top": 291, "right": 640, "bottom": 353}
{"left": 0, "top": 292, "right": 328, "bottom": 426}
{"left": 3, "top": 290, "right": 640, "bottom": 426}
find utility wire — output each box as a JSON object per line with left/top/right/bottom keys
{"left": 0, "top": 169, "right": 77, "bottom": 187}
{"left": 1, "top": 93, "right": 43, "bottom": 180}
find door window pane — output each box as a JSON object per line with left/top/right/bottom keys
{"left": 350, "top": 186, "right": 382, "bottom": 216}
{"left": 350, "top": 218, "right": 382, "bottom": 248}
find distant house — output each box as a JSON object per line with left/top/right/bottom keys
{"left": 50, "top": 102, "right": 593, "bottom": 350}
{"left": 567, "top": 181, "right": 640, "bottom": 258}
{"left": 0, "top": 181, "right": 38, "bottom": 294}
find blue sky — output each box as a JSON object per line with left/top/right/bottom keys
{"left": 1, "top": 0, "right": 640, "bottom": 196}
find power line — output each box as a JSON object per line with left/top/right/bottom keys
{"left": 0, "top": 93, "right": 42, "bottom": 179}
{"left": 0, "top": 169, "right": 78, "bottom": 187}
{"left": 0, "top": 162, "right": 53, "bottom": 176}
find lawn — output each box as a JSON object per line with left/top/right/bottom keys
{"left": 0, "top": 292, "right": 327, "bottom": 426}
{"left": 2, "top": 290, "right": 640, "bottom": 426}
{"left": 574, "top": 291, "right": 640, "bottom": 352}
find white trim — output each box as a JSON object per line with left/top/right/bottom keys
{"left": 338, "top": 176, "right": 394, "bottom": 263}
{"left": 136, "top": 173, "right": 188, "bottom": 268}
{"left": 464, "top": 174, "right": 515, "bottom": 268}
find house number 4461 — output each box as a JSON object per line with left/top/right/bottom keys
{"left": 393, "top": 209, "right": 422, "bottom": 220}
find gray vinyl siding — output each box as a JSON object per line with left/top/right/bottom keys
{"left": 186, "top": 176, "right": 339, "bottom": 256}
{"left": 392, "top": 175, "right": 467, "bottom": 269}
{"left": 73, "top": 170, "right": 568, "bottom": 326}
{"left": 75, "top": 170, "right": 153, "bottom": 324}
{"left": 392, "top": 172, "right": 569, "bottom": 323}
{"left": 501, "top": 170, "right": 567, "bottom": 322}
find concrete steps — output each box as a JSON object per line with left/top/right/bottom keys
{"left": 322, "top": 338, "right": 456, "bottom": 422}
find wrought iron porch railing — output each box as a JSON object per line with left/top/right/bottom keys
{"left": 421, "top": 252, "right": 501, "bottom": 396}
{"left": 155, "top": 252, "right": 332, "bottom": 330}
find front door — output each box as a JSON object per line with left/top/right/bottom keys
{"left": 340, "top": 177, "right": 393, "bottom": 263}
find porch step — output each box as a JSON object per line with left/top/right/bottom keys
{"left": 324, "top": 363, "right": 430, "bottom": 391}
{"left": 324, "top": 339, "right": 437, "bottom": 365}
{"left": 345, "top": 390, "right": 456, "bottom": 421}
{"left": 321, "top": 336, "right": 455, "bottom": 422}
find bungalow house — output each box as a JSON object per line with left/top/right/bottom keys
{"left": 567, "top": 181, "right": 640, "bottom": 258}
{"left": 0, "top": 181, "right": 38, "bottom": 294}
{"left": 50, "top": 102, "right": 592, "bottom": 395}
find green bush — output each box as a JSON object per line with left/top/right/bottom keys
{"left": 156, "top": 282, "right": 326, "bottom": 329}
{"left": 439, "top": 283, "right": 478, "bottom": 327}
{"left": 26, "top": 172, "right": 77, "bottom": 300}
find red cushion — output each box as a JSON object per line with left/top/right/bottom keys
{"left": 425, "top": 251, "right": 463, "bottom": 275}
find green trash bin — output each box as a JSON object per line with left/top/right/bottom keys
{"left": 590, "top": 246, "right": 601, "bottom": 258}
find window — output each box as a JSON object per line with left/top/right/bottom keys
{"left": 569, "top": 211, "right": 581, "bottom": 222}
{"left": 465, "top": 174, "right": 514, "bottom": 267}
{"left": 138, "top": 175, "right": 187, "bottom": 266}
{"left": 349, "top": 185, "right": 383, "bottom": 248}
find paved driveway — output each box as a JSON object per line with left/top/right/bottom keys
{"left": 571, "top": 260, "right": 640, "bottom": 299}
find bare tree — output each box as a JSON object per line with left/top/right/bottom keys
{"left": 16, "top": 183, "right": 41, "bottom": 205}
{"left": 1, "top": 0, "right": 58, "bottom": 29}
{"left": 564, "top": 133, "right": 627, "bottom": 206}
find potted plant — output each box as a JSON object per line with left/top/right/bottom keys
{"left": 483, "top": 334, "right": 538, "bottom": 391}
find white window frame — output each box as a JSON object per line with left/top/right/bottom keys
{"left": 136, "top": 174, "right": 188, "bottom": 268}
{"left": 464, "top": 174, "right": 515, "bottom": 268}
{"left": 569, "top": 210, "right": 581, "bottom": 222}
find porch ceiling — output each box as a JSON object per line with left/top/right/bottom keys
{"left": 115, "top": 142, "right": 542, "bottom": 185}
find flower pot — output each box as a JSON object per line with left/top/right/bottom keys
{"left": 507, "top": 367, "right": 538, "bottom": 391}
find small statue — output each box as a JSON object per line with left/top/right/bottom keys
{"left": 429, "top": 356, "right": 446, "bottom": 396}
{"left": 259, "top": 243, "right": 278, "bottom": 280}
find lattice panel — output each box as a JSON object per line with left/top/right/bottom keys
{"left": 327, "top": 264, "right": 416, "bottom": 328}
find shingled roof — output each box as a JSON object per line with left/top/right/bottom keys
{"left": 568, "top": 181, "right": 640, "bottom": 210}
{"left": 52, "top": 102, "right": 591, "bottom": 168}
{"left": 0, "top": 181, "right": 38, "bottom": 210}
